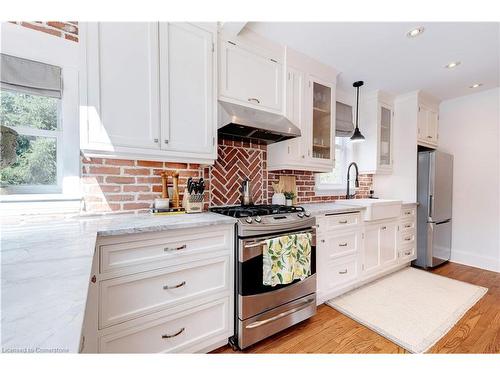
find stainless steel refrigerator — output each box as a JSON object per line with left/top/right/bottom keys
{"left": 414, "top": 150, "right": 453, "bottom": 268}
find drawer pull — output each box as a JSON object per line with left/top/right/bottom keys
{"left": 161, "top": 327, "right": 185, "bottom": 339}
{"left": 404, "top": 224, "right": 412, "bottom": 228}
{"left": 164, "top": 244, "right": 187, "bottom": 252}
{"left": 405, "top": 211, "right": 411, "bottom": 215}
{"left": 404, "top": 236, "right": 412, "bottom": 241}
{"left": 162, "top": 281, "right": 186, "bottom": 290}
{"left": 321, "top": 239, "right": 325, "bottom": 243}
{"left": 381, "top": 226, "right": 387, "bottom": 230}
{"left": 339, "top": 242, "right": 348, "bottom": 247}
{"left": 404, "top": 251, "right": 412, "bottom": 256}
{"left": 248, "top": 97, "right": 260, "bottom": 104}
{"left": 338, "top": 269, "right": 348, "bottom": 274}
{"left": 338, "top": 220, "right": 348, "bottom": 224}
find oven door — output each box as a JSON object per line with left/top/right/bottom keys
{"left": 237, "top": 228, "right": 316, "bottom": 320}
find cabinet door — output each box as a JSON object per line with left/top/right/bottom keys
{"left": 285, "top": 67, "right": 306, "bottom": 161}
{"left": 219, "top": 40, "right": 283, "bottom": 112}
{"left": 363, "top": 225, "right": 380, "bottom": 273}
{"left": 308, "top": 77, "right": 334, "bottom": 164}
{"left": 379, "top": 222, "right": 398, "bottom": 266}
{"left": 159, "top": 23, "right": 215, "bottom": 155}
{"left": 427, "top": 109, "right": 439, "bottom": 144}
{"left": 86, "top": 22, "right": 160, "bottom": 149}
{"left": 378, "top": 104, "right": 393, "bottom": 168}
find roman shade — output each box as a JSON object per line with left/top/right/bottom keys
{"left": 1, "top": 53, "right": 62, "bottom": 99}
{"left": 336, "top": 101, "right": 354, "bottom": 137}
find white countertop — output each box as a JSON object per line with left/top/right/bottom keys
{"left": 0, "top": 212, "right": 236, "bottom": 353}
{"left": 300, "top": 202, "right": 365, "bottom": 216}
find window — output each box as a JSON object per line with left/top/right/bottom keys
{"left": 316, "top": 137, "right": 352, "bottom": 193}
{"left": 1, "top": 90, "right": 62, "bottom": 192}
{"left": 0, "top": 23, "right": 80, "bottom": 203}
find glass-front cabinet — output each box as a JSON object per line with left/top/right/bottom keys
{"left": 378, "top": 104, "right": 393, "bottom": 169}
{"left": 309, "top": 78, "right": 333, "bottom": 163}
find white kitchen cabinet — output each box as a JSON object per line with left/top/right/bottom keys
{"left": 417, "top": 104, "right": 439, "bottom": 148}
{"left": 81, "top": 224, "right": 235, "bottom": 353}
{"left": 219, "top": 39, "right": 283, "bottom": 113}
{"left": 80, "top": 22, "right": 217, "bottom": 164}
{"left": 267, "top": 69, "right": 336, "bottom": 173}
{"left": 398, "top": 204, "right": 417, "bottom": 264}
{"left": 361, "top": 220, "right": 398, "bottom": 275}
{"left": 354, "top": 90, "right": 394, "bottom": 174}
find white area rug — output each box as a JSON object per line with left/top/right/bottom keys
{"left": 326, "top": 267, "right": 488, "bottom": 353}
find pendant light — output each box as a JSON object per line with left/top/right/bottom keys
{"left": 350, "top": 81, "right": 365, "bottom": 143}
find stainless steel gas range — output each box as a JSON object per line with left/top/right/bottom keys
{"left": 210, "top": 204, "right": 317, "bottom": 350}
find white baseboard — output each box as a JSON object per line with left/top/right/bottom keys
{"left": 451, "top": 249, "right": 500, "bottom": 273}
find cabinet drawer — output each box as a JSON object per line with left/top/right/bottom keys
{"left": 99, "top": 297, "right": 229, "bottom": 353}
{"left": 398, "top": 231, "right": 415, "bottom": 247}
{"left": 318, "top": 231, "right": 360, "bottom": 259}
{"left": 401, "top": 206, "right": 416, "bottom": 218}
{"left": 400, "top": 219, "right": 415, "bottom": 232}
{"left": 318, "top": 212, "right": 361, "bottom": 231}
{"left": 399, "top": 245, "right": 416, "bottom": 263}
{"left": 319, "top": 255, "right": 358, "bottom": 290}
{"left": 99, "top": 227, "right": 232, "bottom": 276}
{"left": 99, "top": 256, "right": 230, "bottom": 328}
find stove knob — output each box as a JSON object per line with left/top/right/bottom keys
{"left": 245, "top": 217, "right": 253, "bottom": 224}
{"left": 255, "top": 216, "right": 262, "bottom": 223}
{"left": 297, "top": 212, "right": 305, "bottom": 218}
{"left": 304, "top": 211, "right": 311, "bottom": 217}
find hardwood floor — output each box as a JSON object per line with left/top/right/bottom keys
{"left": 212, "top": 262, "right": 499, "bottom": 354}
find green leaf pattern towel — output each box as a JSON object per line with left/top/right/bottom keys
{"left": 263, "top": 233, "right": 312, "bottom": 286}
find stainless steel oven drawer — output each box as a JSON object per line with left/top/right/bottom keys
{"left": 238, "top": 293, "right": 316, "bottom": 349}
{"left": 238, "top": 274, "right": 316, "bottom": 320}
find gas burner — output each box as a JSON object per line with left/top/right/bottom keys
{"left": 209, "top": 204, "right": 305, "bottom": 218}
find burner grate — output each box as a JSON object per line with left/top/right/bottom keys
{"left": 210, "top": 204, "right": 304, "bottom": 218}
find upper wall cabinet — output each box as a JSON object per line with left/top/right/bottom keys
{"left": 354, "top": 90, "right": 394, "bottom": 174}
{"left": 219, "top": 39, "right": 283, "bottom": 113}
{"left": 417, "top": 103, "right": 439, "bottom": 149}
{"left": 267, "top": 48, "right": 337, "bottom": 173}
{"left": 80, "top": 22, "right": 217, "bottom": 164}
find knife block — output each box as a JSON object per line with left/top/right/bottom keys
{"left": 185, "top": 193, "right": 204, "bottom": 213}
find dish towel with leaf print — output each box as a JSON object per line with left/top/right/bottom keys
{"left": 262, "top": 232, "right": 312, "bottom": 286}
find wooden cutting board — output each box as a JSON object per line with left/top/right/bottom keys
{"left": 279, "top": 175, "right": 298, "bottom": 205}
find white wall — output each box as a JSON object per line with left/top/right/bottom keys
{"left": 439, "top": 88, "right": 500, "bottom": 272}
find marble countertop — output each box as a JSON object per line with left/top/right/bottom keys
{"left": 0, "top": 212, "right": 236, "bottom": 353}
{"left": 300, "top": 202, "right": 365, "bottom": 216}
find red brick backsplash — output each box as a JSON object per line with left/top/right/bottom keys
{"left": 81, "top": 157, "right": 203, "bottom": 214}
{"left": 205, "top": 138, "right": 373, "bottom": 208}
{"left": 11, "top": 21, "right": 79, "bottom": 42}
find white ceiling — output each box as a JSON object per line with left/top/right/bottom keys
{"left": 246, "top": 22, "right": 500, "bottom": 101}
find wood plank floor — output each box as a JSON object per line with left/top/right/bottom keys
{"left": 212, "top": 262, "right": 499, "bottom": 354}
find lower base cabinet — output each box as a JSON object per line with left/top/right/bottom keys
{"left": 316, "top": 205, "right": 417, "bottom": 304}
{"left": 81, "top": 224, "right": 234, "bottom": 353}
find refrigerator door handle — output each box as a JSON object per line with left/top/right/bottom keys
{"left": 429, "top": 194, "right": 433, "bottom": 218}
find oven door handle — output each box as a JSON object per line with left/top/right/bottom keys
{"left": 244, "top": 298, "right": 315, "bottom": 329}
{"left": 243, "top": 230, "right": 314, "bottom": 249}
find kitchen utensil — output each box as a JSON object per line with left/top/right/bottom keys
{"left": 161, "top": 172, "right": 169, "bottom": 199}
{"left": 198, "top": 178, "right": 205, "bottom": 194}
{"left": 240, "top": 178, "right": 253, "bottom": 206}
{"left": 187, "top": 177, "right": 194, "bottom": 194}
{"left": 172, "top": 171, "right": 180, "bottom": 208}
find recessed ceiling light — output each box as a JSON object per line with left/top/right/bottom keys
{"left": 406, "top": 26, "right": 425, "bottom": 38}
{"left": 444, "top": 61, "right": 461, "bottom": 69}
{"left": 470, "top": 83, "right": 483, "bottom": 89}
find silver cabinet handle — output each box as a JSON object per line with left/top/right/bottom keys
{"left": 321, "top": 239, "right": 325, "bottom": 243}
{"left": 154, "top": 138, "right": 159, "bottom": 143}
{"left": 338, "top": 269, "right": 348, "bottom": 274}
{"left": 404, "top": 224, "right": 412, "bottom": 228}
{"left": 427, "top": 135, "right": 432, "bottom": 138}
{"left": 339, "top": 242, "right": 348, "bottom": 247}
{"left": 338, "top": 220, "right": 348, "bottom": 224}
{"left": 164, "top": 139, "right": 169, "bottom": 144}
{"left": 405, "top": 211, "right": 411, "bottom": 215}
{"left": 164, "top": 244, "right": 187, "bottom": 252}
{"left": 404, "top": 236, "right": 412, "bottom": 241}
{"left": 404, "top": 251, "right": 412, "bottom": 256}
{"left": 161, "top": 327, "right": 185, "bottom": 339}
{"left": 163, "top": 281, "right": 186, "bottom": 290}
{"left": 381, "top": 226, "right": 387, "bottom": 230}
{"left": 248, "top": 97, "right": 260, "bottom": 104}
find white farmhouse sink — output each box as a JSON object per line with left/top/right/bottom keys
{"left": 336, "top": 199, "right": 402, "bottom": 221}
